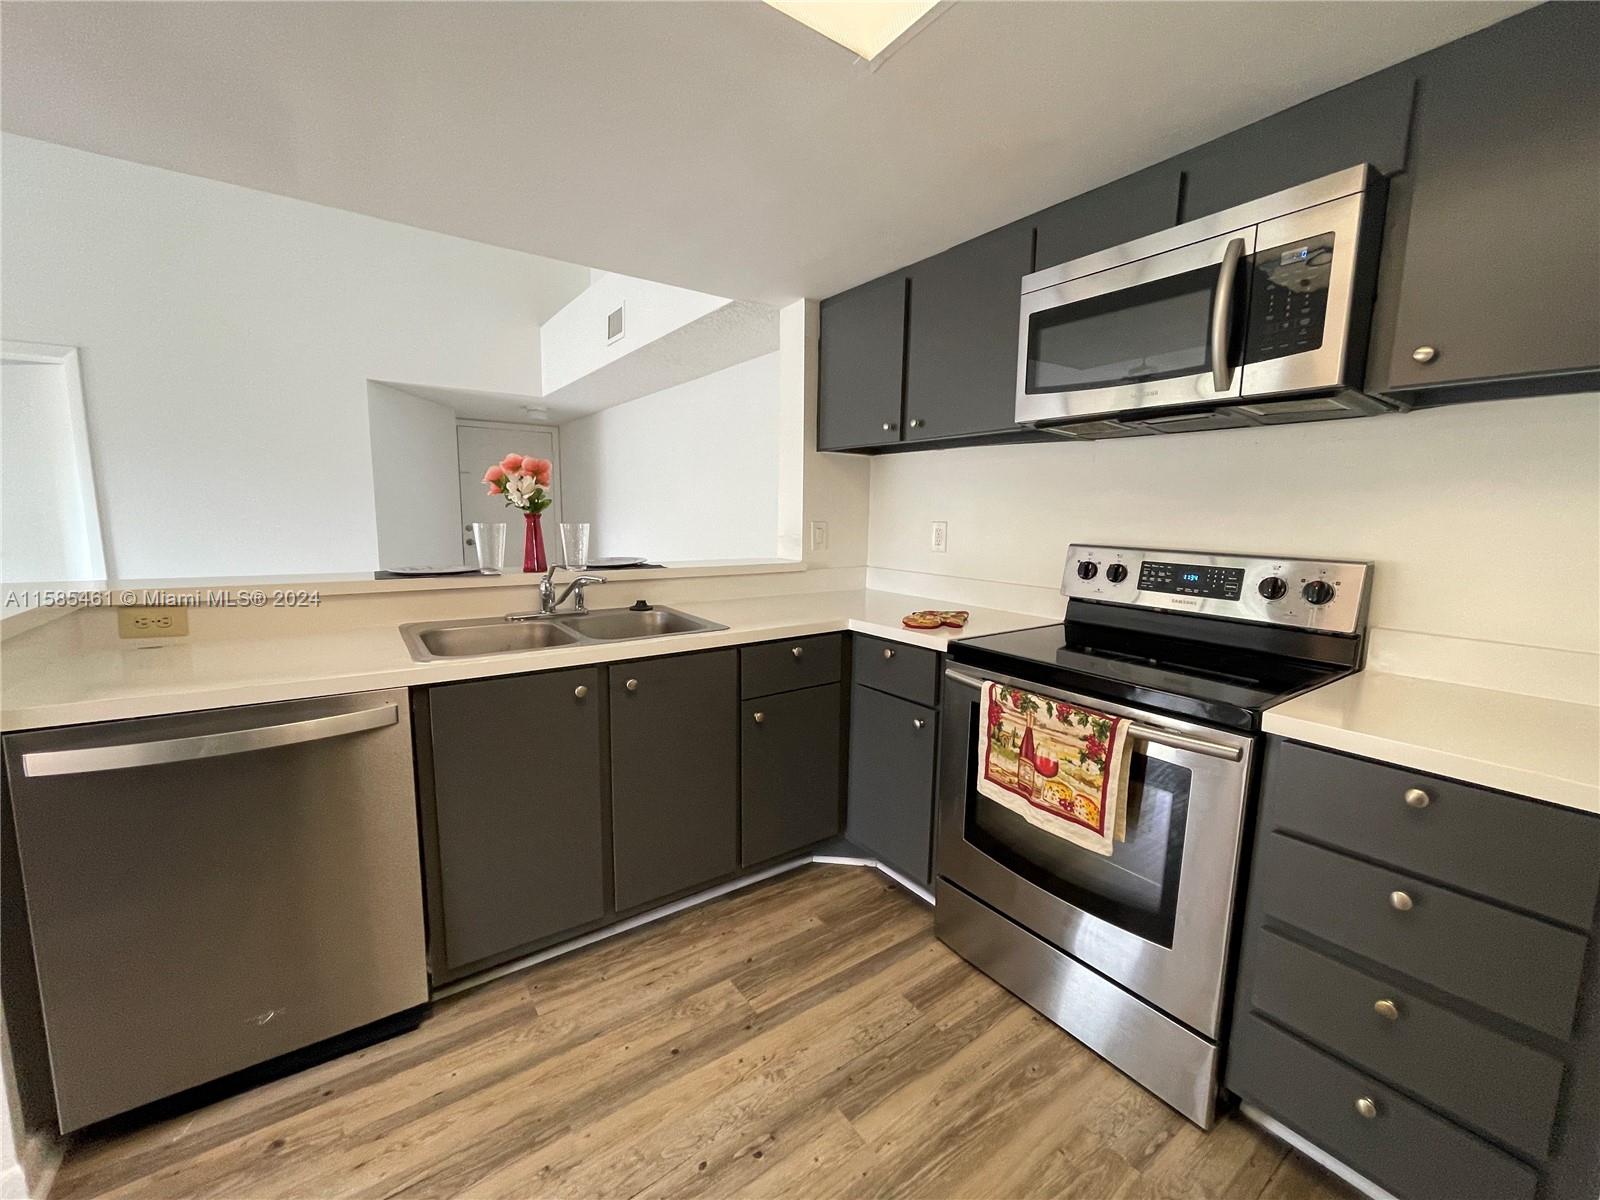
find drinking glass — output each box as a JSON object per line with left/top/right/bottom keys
{"left": 560, "top": 522, "right": 590, "bottom": 570}
{"left": 471, "top": 522, "right": 507, "bottom": 572}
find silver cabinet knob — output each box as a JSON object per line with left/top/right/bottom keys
{"left": 882, "top": 648, "right": 896, "bottom": 660}
{"left": 912, "top": 718, "right": 926, "bottom": 730}
{"left": 1355, "top": 1096, "right": 1378, "bottom": 1119}
{"left": 573, "top": 685, "right": 588, "bottom": 700}
{"left": 625, "top": 678, "right": 639, "bottom": 692}
{"left": 1404, "top": 787, "right": 1431, "bottom": 809}
{"left": 881, "top": 421, "right": 896, "bottom": 432}
{"left": 791, "top": 646, "right": 804, "bottom": 659}
{"left": 909, "top": 418, "right": 924, "bottom": 429}
{"left": 753, "top": 711, "right": 765, "bottom": 724}
{"left": 1389, "top": 890, "right": 1414, "bottom": 912}
{"left": 1412, "top": 346, "right": 1437, "bottom": 364}
{"left": 1374, "top": 998, "right": 1400, "bottom": 1021}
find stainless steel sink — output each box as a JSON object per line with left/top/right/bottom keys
{"left": 400, "top": 605, "right": 727, "bottom": 662}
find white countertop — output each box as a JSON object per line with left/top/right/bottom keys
{"left": 0, "top": 589, "right": 1050, "bottom": 731}
{"left": 1264, "top": 671, "right": 1600, "bottom": 816}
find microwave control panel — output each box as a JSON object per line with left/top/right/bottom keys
{"left": 1242, "top": 232, "right": 1334, "bottom": 364}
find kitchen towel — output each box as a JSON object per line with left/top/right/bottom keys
{"left": 976, "top": 683, "right": 1133, "bottom": 856}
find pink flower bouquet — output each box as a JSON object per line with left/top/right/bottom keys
{"left": 483, "top": 454, "right": 554, "bottom": 515}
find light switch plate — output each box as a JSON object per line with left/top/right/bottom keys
{"left": 809, "top": 521, "right": 828, "bottom": 551}
{"left": 930, "top": 521, "right": 948, "bottom": 553}
{"left": 117, "top": 606, "right": 189, "bottom": 638}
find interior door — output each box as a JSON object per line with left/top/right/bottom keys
{"left": 456, "top": 422, "right": 561, "bottom": 568}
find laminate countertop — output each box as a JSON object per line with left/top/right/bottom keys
{"left": 1264, "top": 671, "right": 1600, "bottom": 816}
{"left": 0, "top": 589, "right": 1051, "bottom": 731}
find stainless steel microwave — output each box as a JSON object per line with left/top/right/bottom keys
{"left": 1015, "top": 165, "right": 1394, "bottom": 438}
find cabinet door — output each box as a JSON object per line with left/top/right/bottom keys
{"left": 610, "top": 650, "right": 739, "bottom": 910}
{"left": 817, "top": 273, "right": 907, "bottom": 450}
{"left": 1370, "top": 4, "right": 1600, "bottom": 394}
{"left": 428, "top": 668, "right": 605, "bottom": 971}
{"left": 1175, "top": 67, "right": 1415, "bottom": 222}
{"left": 740, "top": 684, "right": 843, "bottom": 865}
{"left": 846, "top": 685, "right": 937, "bottom": 886}
{"left": 903, "top": 220, "right": 1033, "bottom": 441}
{"left": 1033, "top": 164, "right": 1182, "bottom": 273}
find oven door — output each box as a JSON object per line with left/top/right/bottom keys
{"left": 1016, "top": 228, "right": 1256, "bottom": 425}
{"left": 937, "top": 665, "right": 1253, "bottom": 1038}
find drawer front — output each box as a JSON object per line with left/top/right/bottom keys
{"left": 1249, "top": 928, "right": 1566, "bottom": 1159}
{"left": 741, "top": 634, "right": 844, "bottom": 699}
{"left": 1268, "top": 739, "right": 1600, "bottom": 928}
{"left": 1256, "top": 833, "right": 1589, "bottom": 1039}
{"left": 1227, "top": 1013, "right": 1538, "bottom": 1200}
{"left": 852, "top": 635, "right": 940, "bottom": 706}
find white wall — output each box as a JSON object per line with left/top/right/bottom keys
{"left": 559, "top": 353, "right": 782, "bottom": 562}
{"left": 366, "top": 383, "right": 463, "bottom": 570}
{"left": 540, "top": 271, "right": 726, "bottom": 395}
{"left": 0, "top": 134, "right": 589, "bottom": 579}
{"left": 866, "top": 394, "right": 1600, "bottom": 653}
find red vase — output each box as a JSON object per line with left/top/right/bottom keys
{"left": 522, "top": 511, "right": 548, "bottom": 573}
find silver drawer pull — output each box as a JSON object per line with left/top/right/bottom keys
{"left": 912, "top": 718, "right": 926, "bottom": 730}
{"left": 1355, "top": 1096, "right": 1378, "bottom": 1119}
{"left": 574, "top": 685, "right": 588, "bottom": 700}
{"left": 19, "top": 704, "right": 398, "bottom": 777}
{"left": 791, "top": 646, "right": 804, "bottom": 659}
{"left": 625, "top": 678, "right": 639, "bottom": 692}
{"left": 753, "top": 711, "right": 765, "bottom": 724}
{"left": 1404, "top": 787, "right": 1431, "bottom": 809}
{"left": 1373, "top": 998, "right": 1400, "bottom": 1021}
{"left": 882, "top": 648, "right": 896, "bottom": 660}
{"left": 1389, "top": 890, "right": 1414, "bottom": 912}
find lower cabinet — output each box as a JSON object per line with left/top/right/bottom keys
{"left": 740, "top": 684, "right": 843, "bottom": 866}
{"left": 846, "top": 682, "right": 938, "bottom": 886}
{"left": 610, "top": 650, "right": 740, "bottom": 911}
{"left": 422, "top": 667, "right": 607, "bottom": 977}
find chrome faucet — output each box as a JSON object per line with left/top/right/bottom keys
{"left": 507, "top": 566, "right": 607, "bottom": 621}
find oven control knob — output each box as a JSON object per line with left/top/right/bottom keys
{"left": 1076, "top": 560, "right": 1099, "bottom": 581}
{"left": 1257, "top": 576, "right": 1287, "bottom": 601}
{"left": 1302, "top": 579, "right": 1336, "bottom": 606}
{"left": 1105, "top": 563, "right": 1128, "bottom": 584}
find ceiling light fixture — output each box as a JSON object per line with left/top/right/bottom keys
{"left": 763, "top": 0, "right": 943, "bottom": 64}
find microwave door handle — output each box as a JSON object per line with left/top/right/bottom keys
{"left": 1209, "top": 237, "right": 1246, "bottom": 392}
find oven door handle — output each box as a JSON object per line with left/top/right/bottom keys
{"left": 944, "top": 668, "right": 1243, "bottom": 762}
{"left": 1209, "top": 236, "right": 1246, "bottom": 393}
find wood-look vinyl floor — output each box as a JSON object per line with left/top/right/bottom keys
{"left": 52, "top": 866, "right": 1355, "bottom": 1200}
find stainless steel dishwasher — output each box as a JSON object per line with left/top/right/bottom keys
{"left": 3, "top": 689, "right": 429, "bottom": 1131}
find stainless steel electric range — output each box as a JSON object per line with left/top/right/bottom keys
{"left": 935, "top": 545, "right": 1372, "bottom": 1126}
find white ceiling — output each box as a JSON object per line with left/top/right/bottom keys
{"left": 0, "top": 1, "right": 1527, "bottom": 305}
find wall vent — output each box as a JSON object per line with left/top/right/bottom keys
{"left": 606, "top": 303, "right": 625, "bottom": 345}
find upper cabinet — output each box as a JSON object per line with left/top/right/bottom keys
{"left": 817, "top": 274, "right": 907, "bottom": 450}
{"left": 902, "top": 220, "right": 1034, "bottom": 442}
{"left": 1367, "top": 3, "right": 1600, "bottom": 398}
{"left": 1033, "top": 165, "right": 1181, "bottom": 273}
{"left": 1171, "top": 68, "right": 1416, "bottom": 223}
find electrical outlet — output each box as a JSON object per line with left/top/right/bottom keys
{"left": 930, "top": 521, "right": 948, "bottom": 553}
{"left": 117, "top": 606, "right": 189, "bottom": 639}
{"left": 809, "top": 520, "right": 828, "bottom": 552}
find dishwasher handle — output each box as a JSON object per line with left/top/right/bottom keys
{"left": 19, "top": 703, "right": 399, "bottom": 778}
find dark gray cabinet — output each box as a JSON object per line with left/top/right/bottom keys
{"left": 609, "top": 650, "right": 739, "bottom": 910}
{"left": 741, "top": 684, "right": 843, "bottom": 866}
{"left": 422, "top": 668, "right": 606, "bottom": 976}
{"left": 1227, "top": 736, "right": 1600, "bottom": 1200}
{"left": 902, "top": 220, "right": 1033, "bottom": 442}
{"left": 1368, "top": 3, "right": 1600, "bottom": 398}
{"left": 1172, "top": 67, "right": 1415, "bottom": 222}
{"left": 817, "top": 273, "right": 907, "bottom": 450}
{"left": 1033, "top": 164, "right": 1181, "bottom": 273}
{"left": 846, "top": 682, "right": 937, "bottom": 886}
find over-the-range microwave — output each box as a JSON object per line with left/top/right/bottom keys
{"left": 1015, "top": 165, "right": 1396, "bottom": 439}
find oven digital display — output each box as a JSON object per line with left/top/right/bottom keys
{"left": 1138, "top": 560, "right": 1244, "bottom": 600}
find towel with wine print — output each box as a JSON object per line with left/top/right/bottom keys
{"left": 976, "top": 683, "right": 1132, "bottom": 856}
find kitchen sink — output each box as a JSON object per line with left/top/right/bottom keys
{"left": 400, "top": 605, "right": 727, "bottom": 662}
